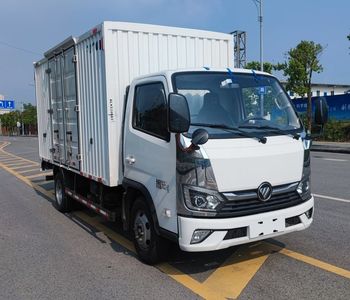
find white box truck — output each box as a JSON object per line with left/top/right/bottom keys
{"left": 35, "top": 21, "right": 328, "bottom": 264}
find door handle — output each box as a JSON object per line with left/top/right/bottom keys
{"left": 126, "top": 155, "right": 136, "bottom": 165}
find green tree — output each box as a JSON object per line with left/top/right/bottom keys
{"left": 245, "top": 61, "right": 276, "bottom": 74}
{"left": 278, "top": 41, "right": 323, "bottom": 132}
{"left": 22, "top": 103, "right": 37, "bottom": 130}
{"left": 0, "top": 110, "right": 20, "bottom": 135}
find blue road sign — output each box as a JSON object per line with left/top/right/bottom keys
{"left": 0, "top": 100, "right": 15, "bottom": 109}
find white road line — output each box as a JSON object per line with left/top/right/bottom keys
{"left": 322, "top": 158, "right": 348, "bottom": 162}
{"left": 313, "top": 157, "right": 348, "bottom": 162}
{"left": 314, "top": 193, "right": 350, "bottom": 203}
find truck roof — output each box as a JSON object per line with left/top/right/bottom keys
{"left": 35, "top": 21, "right": 234, "bottom": 64}
{"left": 133, "top": 68, "right": 273, "bottom": 82}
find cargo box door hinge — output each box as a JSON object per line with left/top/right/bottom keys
{"left": 74, "top": 105, "right": 80, "bottom": 112}
{"left": 72, "top": 54, "right": 78, "bottom": 63}
{"left": 76, "top": 154, "right": 82, "bottom": 161}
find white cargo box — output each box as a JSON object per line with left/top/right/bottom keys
{"left": 35, "top": 21, "right": 234, "bottom": 186}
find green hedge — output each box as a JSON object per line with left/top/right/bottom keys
{"left": 316, "top": 120, "right": 350, "bottom": 142}
{"left": 298, "top": 113, "right": 350, "bottom": 141}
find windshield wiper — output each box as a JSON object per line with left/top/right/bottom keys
{"left": 238, "top": 124, "right": 300, "bottom": 140}
{"left": 191, "top": 123, "right": 267, "bottom": 144}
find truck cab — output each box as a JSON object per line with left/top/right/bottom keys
{"left": 122, "top": 68, "right": 326, "bottom": 260}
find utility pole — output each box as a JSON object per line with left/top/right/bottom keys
{"left": 252, "top": 0, "right": 264, "bottom": 71}
{"left": 232, "top": 30, "right": 247, "bottom": 68}
{"left": 259, "top": 0, "right": 263, "bottom": 71}
{"left": 21, "top": 102, "right": 24, "bottom": 136}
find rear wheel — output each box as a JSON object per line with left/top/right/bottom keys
{"left": 131, "top": 197, "right": 168, "bottom": 264}
{"left": 54, "top": 172, "right": 72, "bottom": 213}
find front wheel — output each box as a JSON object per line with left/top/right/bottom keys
{"left": 131, "top": 197, "right": 168, "bottom": 264}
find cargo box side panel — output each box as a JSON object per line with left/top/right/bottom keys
{"left": 35, "top": 61, "right": 52, "bottom": 161}
{"left": 103, "top": 24, "right": 233, "bottom": 184}
{"left": 76, "top": 31, "right": 110, "bottom": 184}
{"left": 104, "top": 25, "right": 234, "bottom": 125}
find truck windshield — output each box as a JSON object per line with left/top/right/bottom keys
{"left": 172, "top": 71, "right": 302, "bottom": 138}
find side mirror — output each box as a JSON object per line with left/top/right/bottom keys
{"left": 168, "top": 93, "right": 190, "bottom": 133}
{"left": 314, "top": 97, "right": 329, "bottom": 125}
{"left": 191, "top": 128, "right": 209, "bottom": 146}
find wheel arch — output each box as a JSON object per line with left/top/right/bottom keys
{"left": 122, "top": 178, "right": 160, "bottom": 235}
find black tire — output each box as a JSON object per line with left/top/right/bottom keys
{"left": 54, "top": 172, "right": 72, "bottom": 213}
{"left": 131, "top": 197, "right": 168, "bottom": 264}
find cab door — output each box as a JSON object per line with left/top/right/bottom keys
{"left": 123, "top": 76, "right": 177, "bottom": 234}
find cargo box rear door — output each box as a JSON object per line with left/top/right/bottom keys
{"left": 49, "top": 56, "right": 65, "bottom": 163}
{"left": 62, "top": 47, "right": 79, "bottom": 169}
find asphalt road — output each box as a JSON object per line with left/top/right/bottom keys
{"left": 0, "top": 136, "right": 349, "bottom": 299}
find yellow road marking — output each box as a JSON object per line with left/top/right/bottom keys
{"left": 279, "top": 248, "right": 350, "bottom": 279}
{"left": 259, "top": 242, "right": 350, "bottom": 280}
{"left": 5, "top": 161, "right": 32, "bottom": 167}
{"left": 35, "top": 180, "right": 51, "bottom": 185}
{"left": 0, "top": 160, "right": 20, "bottom": 165}
{"left": 0, "top": 161, "right": 55, "bottom": 200}
{"left": 0, "top": 146, "right": 39, "bottom": 166}
{"left": 0, "top": 158, "right": 19, "bottom": 163}
{"left": 26, "top": 172, "right": 53, "bottom": 179}
{"left": 203, "top": 242, "right": 272, "bottom": 299}
{"left": 74, "top": 211, "right": 221, "bottom": 300}
{"left": 0, "top": 142, "right": 10, "bottom": 149}
{"left": 11, "top": 164, "right": 38, "bottom": 170}
{"left": 157, "top": 263, "right": 221, "bottom": 300}
{"left": 17, "top": 168, "right": 40, "bottom": 174}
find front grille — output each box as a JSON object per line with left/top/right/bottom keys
{"left": 223, "top": 227, "right": 247, "bottom": 240}
{"left": 285, "top": 215, "right": 301, "bottom": 227}
{"left": 219, "top": 188, "right": 305, "bottom": 217}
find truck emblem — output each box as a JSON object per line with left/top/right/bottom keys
{"left": 257, "top": 182, "right": 273, "bottom": 201}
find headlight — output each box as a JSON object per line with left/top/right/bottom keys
{"left": 297, "top": 177, "right": 311, "bottom": 201}
{"left": 183, "top": 185, "right": 225, "bottom": 211}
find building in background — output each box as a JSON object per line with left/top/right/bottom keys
{"left": 282, "top": 82, "right": 350, "bottom": 99}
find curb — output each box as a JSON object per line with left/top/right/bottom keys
{"left": 311, "top": 147, "right": 350, "bottom": 154}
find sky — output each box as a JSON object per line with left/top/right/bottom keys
{"left": 0, "top": 0, "right": 349, "bottom": 105}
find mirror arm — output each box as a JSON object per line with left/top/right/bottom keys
{"left": 175, "top": 133, "right": 198, "bottom": 153}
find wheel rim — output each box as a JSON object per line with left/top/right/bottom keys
{"left": 55, "top": 179, "right": 63, "bottom": 206}
{"left": 133, "top": 210, "right": 151, "bottom": 251}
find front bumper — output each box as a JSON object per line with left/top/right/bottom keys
{"left": 178, "top": 196, "right": 314, "bottom": 252}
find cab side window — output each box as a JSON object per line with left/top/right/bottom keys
{"left": 133, "top": 82, "right": 169, "bottom": 141}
